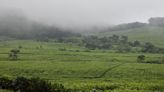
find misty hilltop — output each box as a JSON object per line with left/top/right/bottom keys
{"left": 0, "top": 11, "right": 80, "bottom": 40}
{"left": 103, "top": 17, "right": 164, "bottom": 32}
{"left": 0, "top": 11, "right": 164, "bottom": 44}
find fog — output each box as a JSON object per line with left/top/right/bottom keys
{"left": 0, "top": 0, "right": 164, "bottom": 29}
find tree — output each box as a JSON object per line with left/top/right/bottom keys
{"left": 120, "top": 36, "right": 128, "bottom": 44}
{"left": 99, "top": 37, "right": 108, "bottom": 43}
{"left": 128, "top": 40, "right": 140, "bottom": 47}
{"left": 9, "top": 49, "right": 20, "bottom": 60}
{"left": 99, "top": 43, "right": 112, "bottom": 49}
{"left": 142, "top": 42, "right": 155, "bottom": 53}
{"left": 137, "top": 55, "right": 145, "bottom": 63}
{"left": 111, "top": 35, "right": 119, "bottom": 43}
{"left": 83, "top": 36, "right": 99, "bottom": 50}
{"left": 85, "top": 43, "right": 97, "bottom": 50}
{"left": 133, "top": 40, "right": 140, "bottom": 47}
{"left": 117, "top": 44, "right": 131, "bottom": 53}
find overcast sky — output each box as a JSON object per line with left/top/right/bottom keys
{"left": 0, "top": 0, "right": 164, "bottom": 28}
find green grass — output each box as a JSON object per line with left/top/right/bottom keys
{"left": 0, "top": 40, "right": 164, "bottom": 91}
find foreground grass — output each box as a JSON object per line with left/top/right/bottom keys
{"left": 0, "top": 40, "right": 164, "bottom": 91}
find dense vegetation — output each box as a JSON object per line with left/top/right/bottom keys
{"left": 82, "top": 35, "right": 164, "bottom": 53}
{"left": 0, "top": 76, "right": 70, "bottom": 92}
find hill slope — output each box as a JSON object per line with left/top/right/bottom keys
{"left": 98, "top": 26, "right": 164, "bottom": 48}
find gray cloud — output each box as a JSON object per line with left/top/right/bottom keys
{"left": 0, "top": 0, "right": 164, "bottom": 28}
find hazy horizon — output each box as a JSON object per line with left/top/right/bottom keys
{"left": 0, "top": 0, "right": 164, "bottom": 29}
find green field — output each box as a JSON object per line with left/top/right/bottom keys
{"left": 0, "top": 40, "right": 164, "bottom": 92}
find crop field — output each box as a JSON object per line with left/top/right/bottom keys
{"left": 0, "top": 40, "right": 164, "bottom": 92}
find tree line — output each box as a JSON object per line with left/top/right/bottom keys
{"left": 81, "top": 35, "right": 164, "bottom": 53}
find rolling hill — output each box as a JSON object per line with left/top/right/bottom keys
{"left": 98, "top": 26, "right": 164, "bottom": 48}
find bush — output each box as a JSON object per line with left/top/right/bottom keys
{"left": 59, "top": 48, "right": 67, "bottom": 51}
{"left": 83, "top": 49, "right": 91, "bottom": 52}
{"left": 18, "top": 45, "right": 23, "bottom": 49}
{"left": 146, "top": 60, "right": 160, "bottom": 64}
{"left": 146, "top": 59, "right": 164, "bottom": 64}
{"left": 137, "top": 55, "right": 145, "bottom": 63}
{"left": 94, "top": 84, "right": 120, "bottom": 91}
{"left": 9, "top": 49, "right": 20, "bottom": 60}
{"left": 0, "top": 77, "right": 13, "bottom": 90}
{"left": 75, "top": 50, "right": 80, "bottom": 52}
{"left": 117, "top": 44, "right": 132, "bottom": 53}
{"left": 148, "top": 84, "right": 164, "bottom": 91}
{"left": 137, "top": 57, "right": 164, "bottom": 64}
{"left": 0, "top": 76, "right": 71, "bottom": 92}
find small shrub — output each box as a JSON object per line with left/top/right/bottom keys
{"left": 146, "top": 60, "right": 160, "bottom": 64}
{"left": 18, "top": 45, "right": 22, "bottom": 49}
{"left": 137, "top": 55, "right": 145, "bottom": 63}
{"left": 9, "top": 49, "right": 20, "bottom": 60}
{"left": 84, "top": 49, "right": 91, "bottom": 52}
{"left": 94, "top": 84, "right": 120, "bottom": 91}
{"left": 146, "top": 59, "right": 164, "bottom": 64}
{"left": 75, "top": 50, "right": 80, "bottom": 52}
{"left": 59, "top": 48, "right": 67, "bottom": 51}
{"left": 148, "top": 85, "right": 164, "bottom": 91}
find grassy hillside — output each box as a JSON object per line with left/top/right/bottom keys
{"left": 0, "top": 40, "right": 164, "bottom": 91}
{"left": 98, "top": 26, "right": 164, "bottom": 48}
